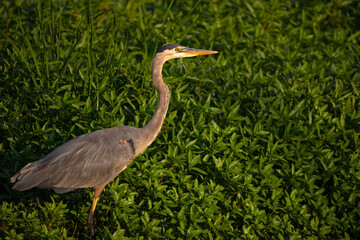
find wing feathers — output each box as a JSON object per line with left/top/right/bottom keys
{"left": 11, "top": 126, "right": 137, "bottom": 192}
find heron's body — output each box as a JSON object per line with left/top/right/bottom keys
{"left": 11, "top": 43, "right": 217, "bottom": 235}
{"left": 11, "top": 126, "right": 138, "bottom": 193}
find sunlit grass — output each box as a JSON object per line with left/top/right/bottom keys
{"left": 1, "top": 0, "right": 360, "bottom": 239}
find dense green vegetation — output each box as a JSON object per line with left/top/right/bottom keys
{"left": 1, "top": 0, "right": 359, "bottom": 239}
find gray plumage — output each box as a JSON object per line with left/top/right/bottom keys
{"left": 10, "top": 43, "right": 217, "bottom": 235}
{"left": 11, "top": 126, "right": 138, "bottom": 193}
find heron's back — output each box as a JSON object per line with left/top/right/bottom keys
{"left": 11, "top": 126, "right": 138, "bottom": 193}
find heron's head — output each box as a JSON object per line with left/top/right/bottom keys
{"left": 156, "top": 43, "right": 218, "bottom": 61}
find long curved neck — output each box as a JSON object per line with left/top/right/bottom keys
{"left": 138, "top": 56, "right": 170, "bottom": 153}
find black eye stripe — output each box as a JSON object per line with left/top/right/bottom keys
{"left": 157, "top": 43, "right": 182, "bottom": 53}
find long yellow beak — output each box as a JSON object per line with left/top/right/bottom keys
{"left": 182, "top": 47, "right": 218, "bottom": 56}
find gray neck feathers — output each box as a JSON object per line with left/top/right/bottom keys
{"left": 138, "top": 55, "right": 170, "bottom": 154}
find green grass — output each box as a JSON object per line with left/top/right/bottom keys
{"left": 1, "top": 0, "right": 360, "bottom": 239}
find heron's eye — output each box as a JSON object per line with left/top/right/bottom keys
{"left": 175, "top": 47, "right": 180, "bottom": 52}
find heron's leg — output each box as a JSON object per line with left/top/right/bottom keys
{"left": 87, "top": 184, "right": 106, "bottom": 236}
{"left": 33, "top": 188, "right": 41, "bottom": 207}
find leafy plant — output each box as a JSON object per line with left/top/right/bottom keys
{"left": 1, "top": 0, "right": 359, "bottom": 239}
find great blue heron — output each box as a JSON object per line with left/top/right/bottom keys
{"left": 10, "top": 43, "right": 217, "bottom": 235}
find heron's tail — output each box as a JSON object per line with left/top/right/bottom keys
{"left": 11, "top": 162, "right": 49, "bottom": 191}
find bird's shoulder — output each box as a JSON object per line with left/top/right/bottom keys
{"left": 68, "top": 126, "right": 139, "bottom": 145}
{"left": 37, "top": 126, "right": 140, "bottom": 168}
{"left": 69, "top": 126, "right": 140, "bottom": 154}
